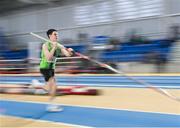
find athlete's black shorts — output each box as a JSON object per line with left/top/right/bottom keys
{"left": 40, "top": 69, "right": 54, "bottom": 82}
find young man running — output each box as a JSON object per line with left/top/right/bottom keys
{"left": 39, "top": 29, "right": 73, "bottom": 111}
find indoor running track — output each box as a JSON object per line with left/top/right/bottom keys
{"left": 1, "top": 99, "right": 180, "bottom": 127}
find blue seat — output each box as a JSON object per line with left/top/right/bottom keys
{"left": 2, "top": 49, "right": 28, "bottom": 59}
{"left": 99, "top": 39, "right": 172, "bottom": 62}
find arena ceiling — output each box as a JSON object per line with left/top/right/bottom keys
{"left": 0, "top": 0, "right": 70, "bottom": 15}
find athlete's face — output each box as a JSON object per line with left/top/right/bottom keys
{"left": 49, "top": 31, "right": 58, "bottom": 42}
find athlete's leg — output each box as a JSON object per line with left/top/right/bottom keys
{"left": 46, "top": 76, "right": 63, "bottom": 112}
{"left": 47, "top": 76, "right": 56, "bottom": 101}
{"left": 41, "top": 83, "right": 50, "bottom": 93}
{"left": 38, "top": 69, "right": 53, "bottom": 93}
{"left": 31, "top": 79, "right": 49, "bottom": 94}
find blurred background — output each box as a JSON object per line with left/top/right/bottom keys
{"left": 0, "top": 0, "right": 180, "bottom": 74}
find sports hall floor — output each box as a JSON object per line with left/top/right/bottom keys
{"left": 0, "top": 74, "right": 180, "bottom": 127}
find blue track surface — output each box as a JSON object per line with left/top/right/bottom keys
{"left": 0, "top": 100, "right": 180, "bottom": 127}
{"left": 0, "top": 76, "right": 180, "bottom": 88}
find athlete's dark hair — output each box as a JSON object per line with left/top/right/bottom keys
{"left": 46, "top": 29, "right": 57, "bottom": 38}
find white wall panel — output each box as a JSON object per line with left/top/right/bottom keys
{"left": 0, "top": 18, "right": 8, "bottom": 33}
{"left": 47, "top": 7, "right": 74, "bottom": 29}
{"left": 0, "top": 0, "right": 179, "bottom": 40}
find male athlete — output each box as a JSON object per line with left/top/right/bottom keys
{"left": 39, "top": 29, "right": 73, "bottom": 111}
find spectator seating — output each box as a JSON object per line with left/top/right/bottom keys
{"left": 0, "top": 39, "right": 172, "bottom": 63}
{"left": 0, "top": 49, "right": 28, "bottom": 59}
{"left": 100, "top": 39, "right": 172, "bottom": 62}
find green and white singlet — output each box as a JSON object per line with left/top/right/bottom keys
{"left": 40, "top": 42, "right": 61, "bottom": 69}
